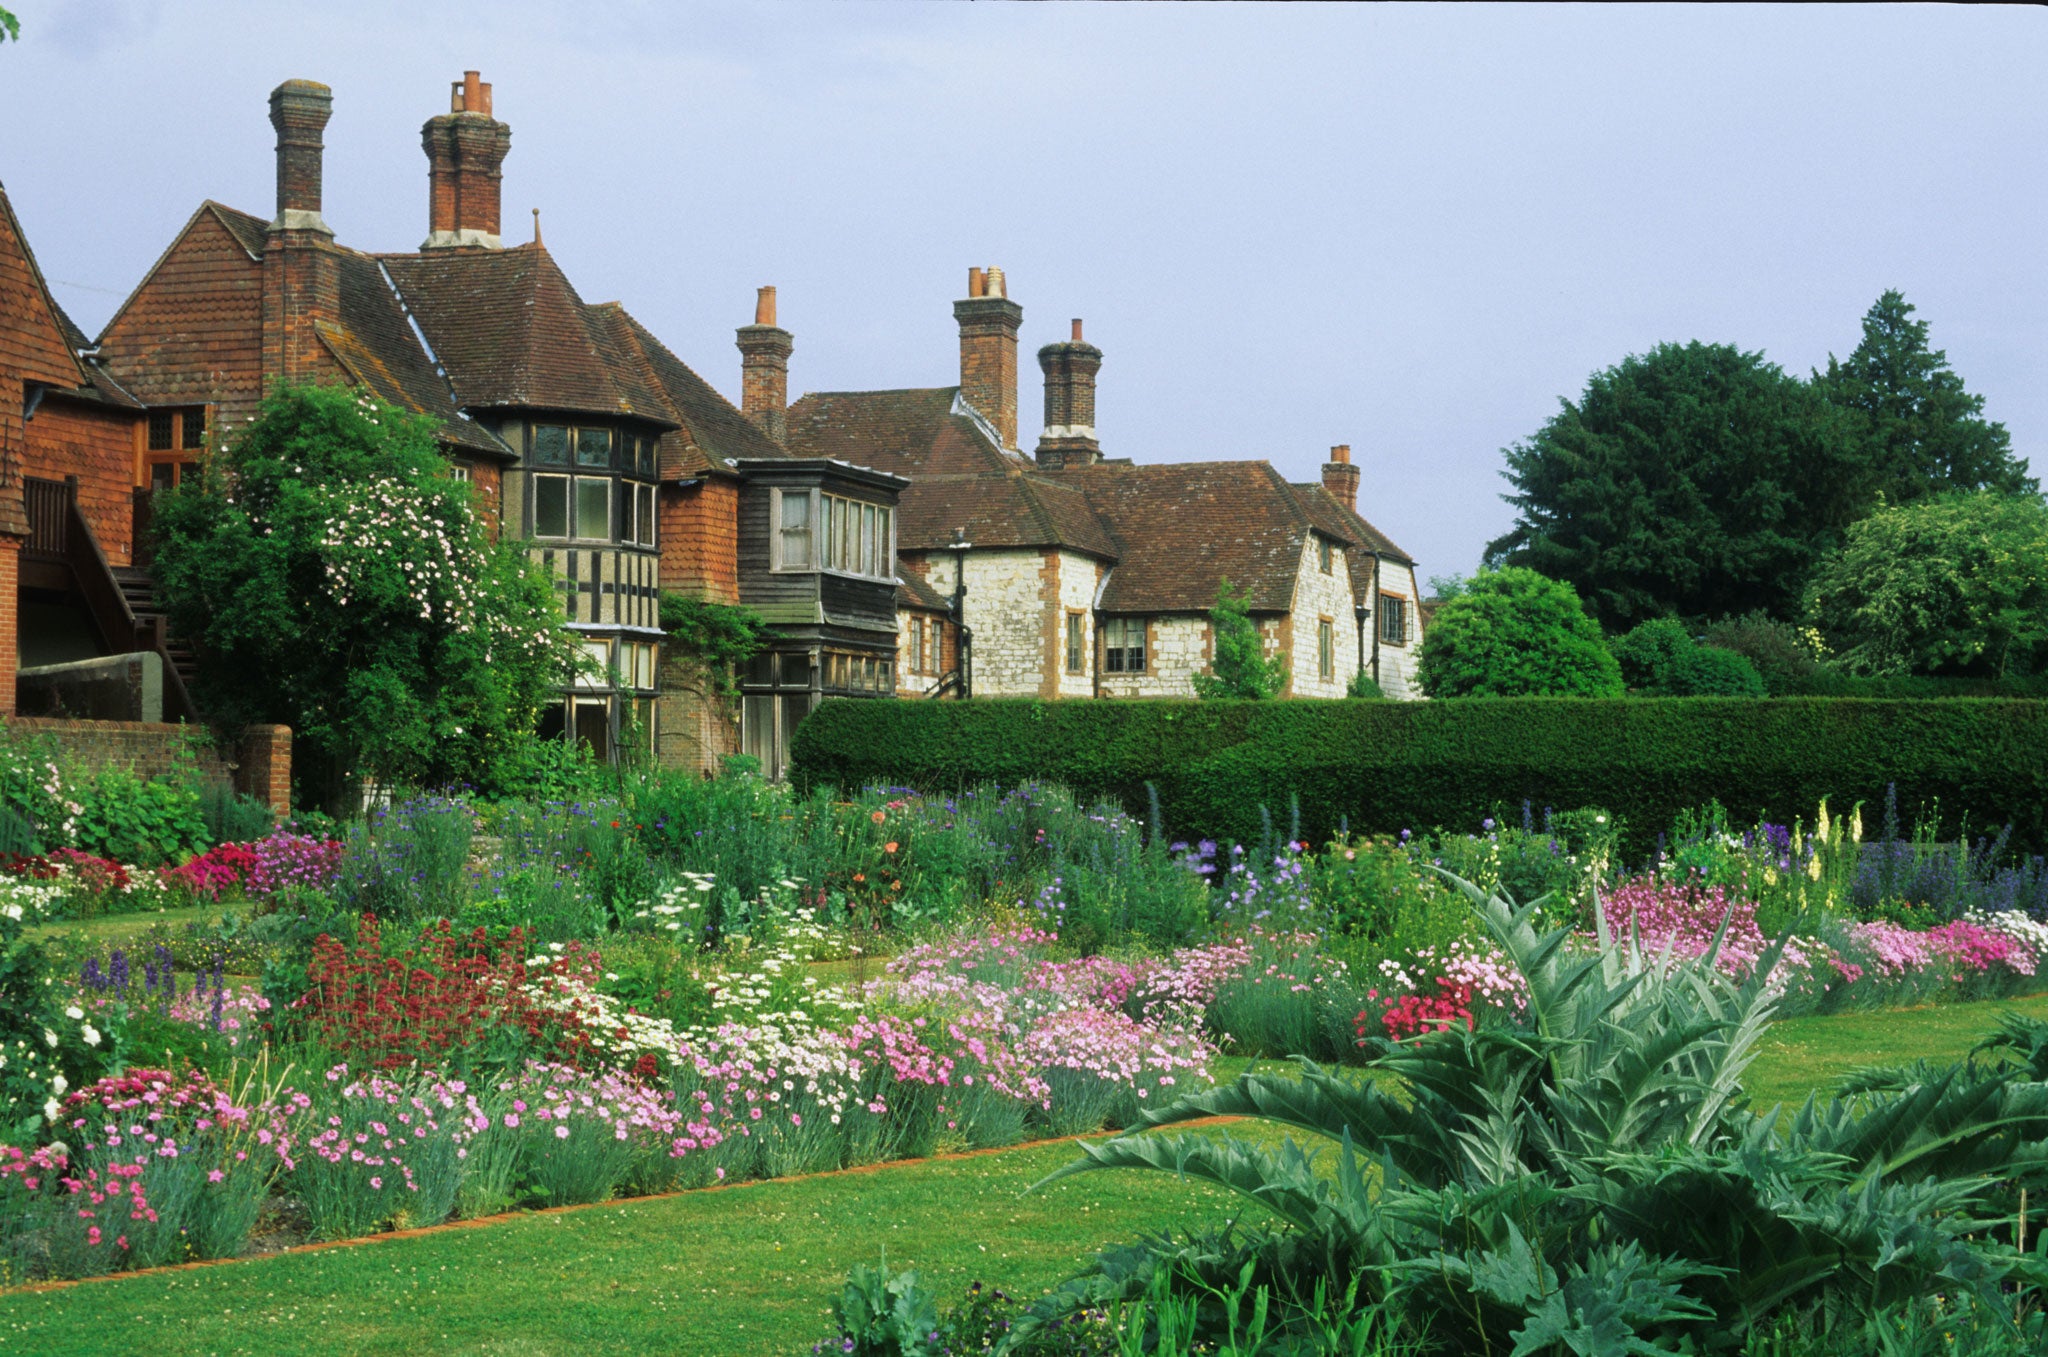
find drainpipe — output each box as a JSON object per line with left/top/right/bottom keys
{"left": 1369, "top": 555, "right": 1383, "bottom": 687}
{"left": 949, "top": 530, "right": 973, "bottom": 699}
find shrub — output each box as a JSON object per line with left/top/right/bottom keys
{"left": 791, "top": 696, "right": 2048, "bottom": 862}
{"left": 1700, "top": 611, "right": 1825, "bottom": 693}
{"left": 69, "top": 768, "right": 209, "bottom": 866}
{"left": 1415, "top": 566, "right": 1623, "bottom": 698}
{"left": 199, "top": 784, "right": 275, "bottom": 846}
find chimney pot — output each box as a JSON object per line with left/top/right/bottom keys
{"left": 421, "top": 72, "right": 513, "bottom": 249}
{"left": 1035, "top": 325, "right": 1104, "bottom": 468}
{"left": 267, "top": 79, "right": 335, "bottom": 237}
{"left": 955, "top": 267, "right": 1024, "bottom": 451}
{"left": 1321, "top": 444, "right": 1361, "bottom": 510}
{"left": 738, "top": 289, "right": 793, "bottom": 444}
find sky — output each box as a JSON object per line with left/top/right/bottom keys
{"left": 2, "top": 2, "right": 2040, "bottom": 579}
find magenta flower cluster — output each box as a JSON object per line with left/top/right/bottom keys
{"left": 248, "top": 831, "right": 347, "bottom": 897}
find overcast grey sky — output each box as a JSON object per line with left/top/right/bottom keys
{"left": 3, "top": 2, "right": 2040, "bottom": 577}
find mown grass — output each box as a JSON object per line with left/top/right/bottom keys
{"left": 6, "top": 992, "right": 2048, "bottom": 1356}
{"left": 25, "top": 900, "right": 247, "bottom": 949}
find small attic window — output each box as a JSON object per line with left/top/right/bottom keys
{"left": 1318, "top": 538, "right": 1334, "bottom": 574}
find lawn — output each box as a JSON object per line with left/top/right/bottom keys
{"left": 6, "top": 990, "right": 2046, "bottom": 1357}
{"left": 25, "top": 900, "right": 246, "bottom": 949}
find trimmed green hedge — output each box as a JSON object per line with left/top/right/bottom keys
{"left": 790, "top": 697, "right": 2048, "bottom": 862}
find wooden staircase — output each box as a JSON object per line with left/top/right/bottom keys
{"left": 113, "top": 566, "right": 200, "bottom": 693}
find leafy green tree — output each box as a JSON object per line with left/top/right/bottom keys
{"left": 150, "top": 384, "right": 578, "bottom": 810}
{"left": 1191, "top": 578, "right": 1287, "bottom": 700}
{"left": 1416, "top": 566, "right": 1622, "bottom": 698}
{"left": 1814, "top": 290, "right": 2036, "bottom": 505}
{"left": 1612, "top": 618, "right": 1766, "bottom": 697}
{"left": 0, "top": 8, "right": 18, "bottom": 43}
{"left": 1424, "top": 572, "right": 1469, "bottom": 601}
{"left": 1805, "top": 491, "right": 2048, "bottom": 678}
{"left": 1486, "top": 341, "right": 1870, "bottom": 628}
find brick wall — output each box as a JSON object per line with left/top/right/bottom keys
{"left": 23, "top": 397, "right": 141, "bottom": 567}
{"left": 0, "top": 538, "right": 18, "bottom": 717}
{"left": 654, "top": 675, "right": 735, "bottom": 775}
{"left": 467, "top": 460, "right": 503, "bottom": 541}
{"left": 9, "top": 718, "right": 292, "bottom": 815}
{"left": 99, "top": 210, "right": 267, "bottom": 430}
{"left": 661, "top": 476, "right": 740, "bottom": 602}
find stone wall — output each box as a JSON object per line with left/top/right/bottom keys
{"left": 920, "top": 548, "right": 1050, "bottom": 698}
{"left": 1287, "top": 535, "right": 1358, "bottom": 699}
{"left": 1047, "top": 551, "right": 1102, "bottom": 699}
{"left": 7, "top": 717, "right": 292, "bottom": 815}
{"left": 1375, "top": 557, "right": 1425, "bottom": 699}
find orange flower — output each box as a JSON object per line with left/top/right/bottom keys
{"left": 870, "top": 810, "right": 887, "bottom": 824}
{"left": 853, "top": 873, "right": 866, "bottom": 883}
{"left": 885, "top": 841, "right": 899, "bottom": 853}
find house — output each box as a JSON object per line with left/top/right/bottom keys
{"left": 76, "top": 74, "right": 904, "bottom": 776}
{"left": 4, "top": 71, "right": 1423, "bottom": 792}
{"left": 779, "top": 269, "right": 1426, "bottom": 703}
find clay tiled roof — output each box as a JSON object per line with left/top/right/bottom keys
{"left": 896, "top": 569, "right": 952, "bottom": 614}
{"left": 0, "top": 183, "right": 88, "bottom": 393}
{"left": 608, "top": 309, "right": 787, "bottom": 477}
{"left": 381, "top": 245, "right": 666, "bottom": 420}
{"left": 784, "top": 387, "right": 1022, "bottom": 479}
{"left": 314, "top": 253, "right": 508, "bottom": 456}
{"left": 205, "top": 202, "right": 270, "bottom": 261}
{"left": 1288, "top": 481, "right": 1416, "bottom": 566}
{"left": 898, "top": 473, "right": 1118, "bottom": 557}
{"left": 1043, "top": 460, "right": 1318, "bottom": 614}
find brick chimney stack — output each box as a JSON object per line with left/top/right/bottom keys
{"left": 1321, "top": 444, "right": 1360, "bottom": 511}
{"left": 421, "top": 71, "right": 513, "bottom": 249}
{"left": 268, "top": 79, "right": 335, "bottom": 237}
{"left": 263, "top": 80, "right": 341, "bottom": 383}
{"left": 1034, "top": 318, "right": 1103, "bottom": 469}
{"left": 954, "top": 266, "right": 1023, "bottom": 451}
{"left": 737, "top": 285, "right": 793, "bottom": 444}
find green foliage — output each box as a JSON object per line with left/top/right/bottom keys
{"left": 1486, "top": 341, "right": 1870, "bottom": 627}
{"left": 1414, "top": 567, "right": 1622, "bottom": 698}
{"left": 788, "top": 695, "right": 2048, "bottom": 863}
{"left": 1423, "top": 573, "right": 1468, "bottom": 601}
{"left": 0, "top": 8, "right": 17, "bottom": 43}
{"left": 827, "top": 1257, "right": 946, "bottom": 1357}
{"left": 1700, "top": 612, "right": 1825, "bottom": 694}
{"left": 1612, "top": 618, "right": 1767, "bottom": 697}
{"left": 1192, "top": 579, "right": 1287, "bottom": 701}
{"left": 335, "top": 795, "right": 476, "bottom": 924}
{"left": 199, "top": 783, "right": 276, "bottom": 845}
{"left": 1812, "top": 291, "right": 2038, "bottom": 506}
{"left": 147, "top": 384, "right": 578, "bottom": 811}
{"left": 1805, "top": 491, "right": 2048, "bottom": 679}
{"left": 71, "top": 767, "right": 210, "bottom": 865}
{"left": 659, "top": 592, "right": 767, "bottom": 704}
{"left": 1024, "top": 880, "right": 2048, "bottom": 1352}
{"left": 1344, "top": 671, "right": 1384, "bottom": 700}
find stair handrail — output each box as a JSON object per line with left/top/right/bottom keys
{"left": 60, "top": 480, "right": 201, "bottom": 725}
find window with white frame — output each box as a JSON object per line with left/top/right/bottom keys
{"left": 533, "top": 474, "right": 613, "bottom": 541}
{"left": 1103, "top": 617, "right": 1147, "bottom": 674}
{"left": 821, "top": 493, "right": 894, "bottom": 577}
{"left": 776, "top": 490, "right": 813, "bottom": 568}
